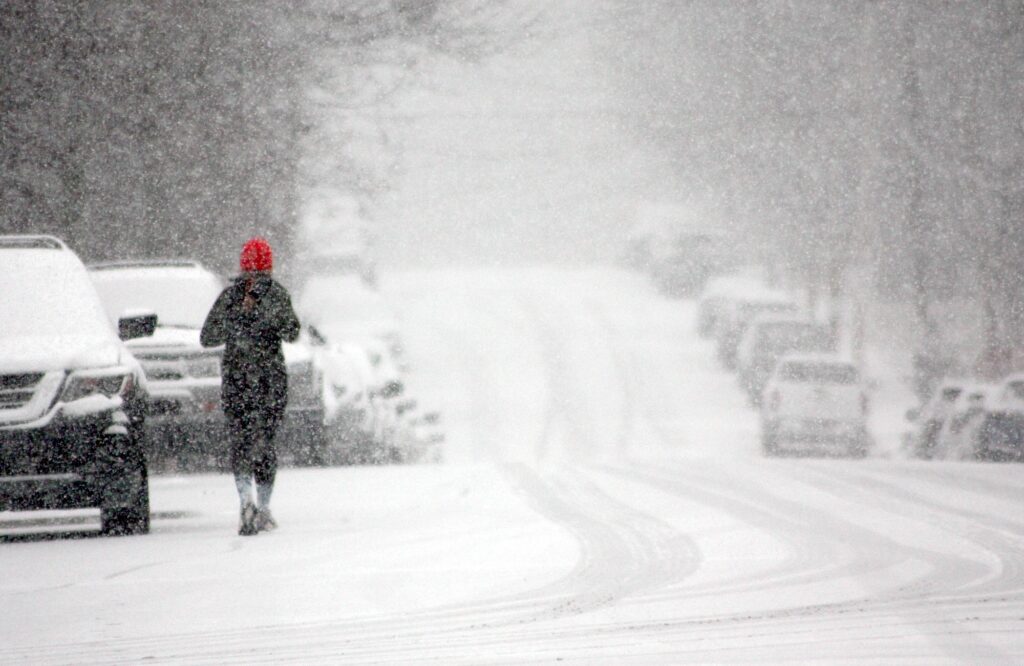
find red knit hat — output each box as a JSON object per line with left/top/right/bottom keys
{"left": 240, "top": 237, "right": 273, "bottom": 272}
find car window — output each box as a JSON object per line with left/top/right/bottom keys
{"left": 757, "top": 322, "right": 831, "bottom": 353}
{"left": 779, "top": 361, "right": 857, "bottom": 385}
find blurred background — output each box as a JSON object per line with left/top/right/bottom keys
{"left": 2, "top": 0, "right": 1023, "bottom": 376}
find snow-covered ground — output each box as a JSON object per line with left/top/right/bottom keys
{"left": 2, "top": 268, "right": 1022, "bottom": 664}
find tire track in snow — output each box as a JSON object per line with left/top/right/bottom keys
{"left": 9, "top": 273, "right": 702, "bottom": 665}
{"left": 607, "top": 458, "right": 1013, "bottom": 662}
{"left": 789, "top": 461, "right": 1024, "bottom": 603}
{"left": 571, "top": 275, "right": 1014, "bottom": 662}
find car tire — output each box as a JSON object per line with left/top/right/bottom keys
{"left": 100, "top": 458, "right": 150, "bottom": 536}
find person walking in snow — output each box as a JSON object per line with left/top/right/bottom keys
{"left": 201, "top": 237, "right": 300, "bottom": 535}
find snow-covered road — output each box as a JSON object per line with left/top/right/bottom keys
{"left": 2, "top": 268, "right": 1022, "bottom": 664}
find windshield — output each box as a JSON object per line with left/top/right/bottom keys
{"left": 758, "top": 322, "right": 832, "bottom": 354}
{"left": 779, "top": 361, "right": 858, "bottom": 385}
{"left": 2, "top": 250, "right": 113, "bottom": 340}
{"left": 90, "top": 267, "right": 223, "bottom": 329}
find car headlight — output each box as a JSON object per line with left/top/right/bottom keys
{"left": 187, "top": 356, "right": 220, "bottom": 378}
{"left": 62, "top": 372, "right": 131, "bottom": 402}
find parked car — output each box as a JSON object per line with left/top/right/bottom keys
{"left": 1, "top": 236, "right": 154, "bottom": 535}
{"left": 300, "top": 275, "right": 406, "bottom": 369}
{"left": 761, "top": 354, "right": 869, "bottom": 457}
{"left": 715, "top": 291, "right": 799, "bottom": 369}
{"left": 972, "top": 374, "right": 1024, "bottom": 462}
{"left": 650, "top": 228, "right": 732, "bottom": 297}
{"left": 992, "top": 373, "right": 1024, "bottom": 412}
{"left": 696, "top": 275, "right": 767, "bottom": 339}
{"left": 403, "top": 408, "right": 445, "bottom": 463}
{"left": 301, "top": 326, "right": 418, "bottom": 465}
{"left": 89, "top": 260, "right": 225, "bottom": 468}
{"left": 935, "top": 383, "right": 996, "bottom": 460}
{"left": 906, "top": 379, "right": 966, "bottom": 459}
{"left": 308, "top": 331, "right": 377, "bottom": 460}
{"left": 91, "top": 261, "right": 328, "bottom": 469}
{"left": 279, "top": 333, "right": 329, "bottom": 466}
{"left": 736, "top": 315, "right": 833, "bottom": 403}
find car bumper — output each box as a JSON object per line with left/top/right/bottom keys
{"left": 0, "top": 412, "right": 131, "bottom": 511}
{"left": 771, "top": 419, "right": 865, "bottom": 445}
{"left": 145, "top": 384, "right": 223, "bottom": 422}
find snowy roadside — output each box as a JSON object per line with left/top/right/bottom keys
{"left": 0, "top": 464, "right": 579, "bottom": 658}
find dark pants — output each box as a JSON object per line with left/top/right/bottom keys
{"left": 228, "top": 412, "right": 278, "bottom": 486}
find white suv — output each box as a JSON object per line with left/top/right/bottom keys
{"left": 1, "top": 236, "right": 154, "bottom": 535}
{"left": 89, "top": 261, "right": 228, "bottom": 468}
{"left": 761, "top": 354, "right": 869, "bottom": 457}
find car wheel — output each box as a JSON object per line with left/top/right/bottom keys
{"left": 101, "top": 458, "right": 150, "bottom": 536}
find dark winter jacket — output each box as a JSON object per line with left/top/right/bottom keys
{"left": 200, "top": 274, "right": 300, "bottom": 424}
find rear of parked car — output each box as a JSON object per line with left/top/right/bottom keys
{"left": 972, "top": 374, "right": 1024, "bottom": 462}
{"left": 715, "top": 295, "right": 798, "bottom": 369}
{"left": 761, "top": 355, "right": 868, "bottom": 457}
{"left": 736, "top": 316, "right": 833, "bottom": 403}
{"left": 935, "top": 384, "right": 994, "bottom": 460}
{"left": 1, "top": 236, "right": 153, "bottom": 535}
{"left": 908, "top": 381, "right": 965, "bottom": 459}
{"left": 280, "top": 336, "right": 328, "bottom": 465}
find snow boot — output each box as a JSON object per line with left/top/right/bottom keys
{"left": 255, "top": 508, "right": 277, "bottom": 532}
{"left": 239, "top": 502, "right": 258, "bottom": 536}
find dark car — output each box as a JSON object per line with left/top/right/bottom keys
{"left": 1, "top": 236, "right": 155, "bottom": 535}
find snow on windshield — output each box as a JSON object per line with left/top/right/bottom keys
{"left": 90, "top": 267, "right": 223, "bottom": 329}
{"left": 2, "top": 250, "right": 113, "bottom": 340}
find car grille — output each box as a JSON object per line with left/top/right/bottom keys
{"left": 136, "top": 353, "right": 220, "bottom": 382}
{"left": 0, "top": 373, "right": 43, "bottom": 410}
{"left": 147, "top": 366, "right": 186, "bottom": 381}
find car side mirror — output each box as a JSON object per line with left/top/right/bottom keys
{"left": 308, "top": 325, "right": 327, "bottom": 347}
{"left": 905, "top": 408, "right": 919, "bottom": 422}
{"left": 118, "top": 311, "right": 157, "bottom": 340}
